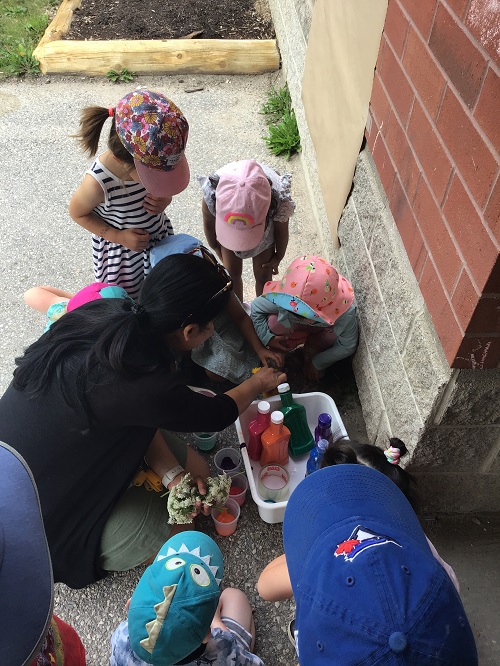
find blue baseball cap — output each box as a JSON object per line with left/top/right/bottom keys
{"left": 128, "top": 531, "right": 223, "bottom": 666}
{"left": 283, "top": 465, "right": 478, "bottom": 665}
{"left": 0, "top": 442, "right": 53, "bottom": 666}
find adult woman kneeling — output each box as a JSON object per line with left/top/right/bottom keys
{"left": 0, "top": 253, "right": 285, "bottom": 589}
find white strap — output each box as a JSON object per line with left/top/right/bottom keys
{"left": 162, "top": 465, "right": 185, "bottom": 488}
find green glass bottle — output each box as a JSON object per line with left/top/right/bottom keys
{"left": 277, "top": 383, "right": 314, "bottom": 456}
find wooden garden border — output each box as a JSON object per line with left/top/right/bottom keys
{"left": 34, "top": 0, "right": 280, "bottom": 75}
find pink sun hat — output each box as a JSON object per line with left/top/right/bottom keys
{"left": 114, "top": 89, "right": 190, "bottom": 198}
{"left": 262, "top": 255, "right": 355, "bottom": 326}
{"left": 215, "top": 160, "right": 271, "bottom": 252}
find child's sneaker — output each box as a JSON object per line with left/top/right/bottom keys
{"left": 287, "top": 617, "right": 296, "bottom": 646}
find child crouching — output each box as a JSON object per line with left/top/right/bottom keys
{"left": 110, "top": 531, "right": 264, "bottom": 666}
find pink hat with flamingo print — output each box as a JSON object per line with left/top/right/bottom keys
{"left": 262, "top": 255, "right": 354, "bottom": 326}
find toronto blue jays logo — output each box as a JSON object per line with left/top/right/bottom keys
{"left": 334, "top": 526, "right": 401, "bottom": 561}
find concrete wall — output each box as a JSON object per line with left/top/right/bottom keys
{"left": 268, "top": 0, "right": 500, "bottom": 511}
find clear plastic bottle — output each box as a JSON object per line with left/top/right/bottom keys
{"left": 247, "top": 400, "right": 271, "bottom": 461}
{"left": 314, "top": 413, "right": 333, "bottom": 444}
{"left": 260, "top": 411, "right": 290, "bottom": 467}
{"left": 305, "top": 438, "right": 329, "bottom": 476}
{"left": 277, "top": 383, "right": 314, "bottom": 457}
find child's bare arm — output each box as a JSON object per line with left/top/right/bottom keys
{"left": 69, "top": 175, "right": 149, "bottom": 251}
{"left": 257, "top": 554, "right": 293, "bottom": 601}
{"left": 202, "top": 199, "right": 221, "bottom": 259}
{"left": 226, "top": 294, "right": 283, "bottom": 369}
{"left": 265, "top": 219, "right": 289, "bottom": 274}
{"left": 24, "top": 287, "right": 74, "bottom": 314}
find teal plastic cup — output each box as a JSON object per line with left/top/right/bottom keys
{"left": 193, "top": 431, "right": 218, "bottom": 451}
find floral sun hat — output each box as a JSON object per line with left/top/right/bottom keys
{"left": 115, "top": 89, "right": 190, "bottom": 197}
{"left": 262, "top": 255, "right": 354, "bottom": 325}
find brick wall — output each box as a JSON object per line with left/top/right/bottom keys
{"left": 366, "top": 0, "right": 500, "bottom": 368}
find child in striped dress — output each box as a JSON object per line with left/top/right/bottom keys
{"left": 69, "top": 89, "right": 190, "bottom": 298}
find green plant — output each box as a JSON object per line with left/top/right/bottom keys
{"left": 260, "top": 83, "right": 292, "bottom": 123}
{"left": 0, "top": 41, "right": 40, "bottom": 75}
{"left": 263, "top": 108, "right": 301, "bottom": 160}
{"left": 0, "top": 0, "right": 51, "bottom": 77}
{"left": 106, "top": 67, "right": 136, "bottom": 83}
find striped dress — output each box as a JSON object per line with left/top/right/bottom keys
{"left": 88, "top": 158, "right": 174, "bottom": 298}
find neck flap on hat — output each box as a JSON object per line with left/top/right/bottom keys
{"left": 262, "top": 255, "right": 354, "bottom": 326}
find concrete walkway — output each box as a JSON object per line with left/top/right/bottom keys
{"left": 0, "top": 74, "right": 498, "bottom": 665}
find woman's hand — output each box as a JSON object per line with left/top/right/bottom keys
{"left": 143, "top": 194, "right": 173, "bottom": 214}
{"left": 118, "top": 228, "right": 150, "bottom": 251}
{"left": 168, "top": 473, "right": 211, "bottom": 517}
{"left": 253, "top": 366, "right": 287, "bottom": 394}
{"left": 257, "top": 347, "right": 284, "bottom": 370}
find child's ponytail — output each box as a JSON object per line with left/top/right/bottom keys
{"left": 73, "top": 105, "right": 133, "bottom": 164}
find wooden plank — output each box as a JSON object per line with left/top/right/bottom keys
{"left": 34, "top": 39, "right": 280, "bottom": 76}
{"left": 37, "top": 0, "right": 81, "bottom": 47}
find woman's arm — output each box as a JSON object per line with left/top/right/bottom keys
{"left": 257, "top": 554, "right": 293, "bottom": 601}
{"left": 225, "top": 367, "right": 286, "bottom": 415}
{"left": 226, "top": 294, "right": 283, "bottom": 369}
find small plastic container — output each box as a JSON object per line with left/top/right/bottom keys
{"left": 229, "top": 474, "right": 248, "bottom": 506}
{"left": 258, "top": 465, "right": 290, "bottom": 502}
{"left": 193, "top": 432, "right": 218, "bottom": 451}
{"left": 214, "top": 448, "right": 242, "bottom": 477}
{"left": 211, "top": 498, "right": 240, "bottom": 536}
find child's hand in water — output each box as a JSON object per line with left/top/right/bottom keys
{"left": 143, "top": 193, "right": 173, "bottom": 214}
{"left": 257, "top": 348, "right": 284, "bottom": 370}
{"left": 267, "top": 335, "right": 290, "bottom": 353}
{"left": 118, "top": 228, "right": 150, "bottom": 251}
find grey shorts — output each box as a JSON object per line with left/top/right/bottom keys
{"left": 99, "top": 432, "right": 188, "bottom": 572}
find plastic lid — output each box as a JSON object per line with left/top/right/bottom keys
{"left": 257, "top": 401, "right": 271, "bottom": 414}
{"left": 271, "top": 410, "right": 284, "bottom": 424}
{"left": 277, "top": 383, "right": 290, "bottom": 393}
{"left": 317, "top": 438, "right": 329, "bottom": 450}
{"left": 318, "top": 413, "right": 332, "bottom": 425}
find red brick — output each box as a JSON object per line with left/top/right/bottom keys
{"left": 372, "top": 135, "right": 396, "bottom": 197}
{"left": 465, "top": 0, "right": 500, "bottom": 64}
{"left": 429, "top": 3, "right": 487, "bottom": 108}
{"left": 413, "top": 178, "right": 462, "bottom": 291}
{"left": 407, "top": 99, "right": 453, "bottom": 203}
{"left": 444, "top": 0, "right": 469, "bottom": 20}
{"left": 443, "top": 174, "right": 499, "bottom": 290}
{"left": 384, "top": 0, "right": 410, "bottom": 57}
{"left": 467, "top": 295, "right": 500, "bottom": 334}
{"left": 484, "top": 174, "right": 500, "bottom": 244}
{"left": 419, "top": 258, "right": 463, "bottom": 363}
{"left": 483, "top": 255, "right": 500, "bottom": 293}
{"left": 454, "top": 335, "right": 500, "bottom": 368}
{"left": 400, "top": 0, "right": 437, "bottom": 40}
{"left": 451, "top": 267, "right": 481, "bottom": 329}
{"left": 378, "top": 43, "right": 414, "bottom": 126}
{"left": 474, "top": 67, "right": 500, "bottom": 156}
{"left": 392, "top": 176, "right": 428, "bottom": 276}
{"left": 403, "top": 26, "right": 446, "bottom": 119}
{"left": 437, "top": 87, "right": 498, "bottom": 208}
{"left": 385, "top": 111, "right": 421, "bottom": 201}
{"left": 370, "top": 72, "right": 392, "bottom": 133}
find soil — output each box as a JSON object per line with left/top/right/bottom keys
{"left": 67, "top": 0, "right": 275, "bottom": 41}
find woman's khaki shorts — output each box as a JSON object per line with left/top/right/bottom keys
{"left": 99, "top": 432, "right": 188, "bottom": 572}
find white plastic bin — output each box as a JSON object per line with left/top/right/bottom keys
{"left": 235, "top": 392, "right": 347, "bottom": 523}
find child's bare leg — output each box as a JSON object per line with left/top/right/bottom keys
{"left": 24, "top": 286, "right": 74, "bottom": 313}
{"left": 252, "top": 246, "right": 276, "bottom": 296}
{"left": 220, "top": 246, "right": 244, "bottom": 302}
{"left": 215, "top": 588, "right": 256, "bottom": 651}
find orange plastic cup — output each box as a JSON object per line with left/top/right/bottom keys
{"left": 211, "top": 498, "right": 240, "bottom": 536}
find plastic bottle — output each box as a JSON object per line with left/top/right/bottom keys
{"left": 260, "top": 411, "right": 290, "bottom": 467}
{"left": 305, "top": 438, "right": 329, "bottom": 476}
{"left": 277, "top": 383, "right": 314, "bottom": 456}
{"left": 247, "top": 401, "right": 271, "bottom": 461}
{"left": 314, "top": 413, "right": 333, "bottom": 445}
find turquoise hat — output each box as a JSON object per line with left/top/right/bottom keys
{"left": 128, "top": 531, "right": 223, "bottom": 666}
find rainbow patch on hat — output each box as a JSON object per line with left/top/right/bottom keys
{"left": 224, "top": 211, "right": 258, "bottom": 228}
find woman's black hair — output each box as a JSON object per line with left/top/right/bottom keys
{"left": 208, "top": 173, "right": 279, "bottom": 226}
{"left": 13, "top": 254, "right": 231, "bottom": 410}
{"left": 321, "top": 437, "right": 419, "bottom": 510}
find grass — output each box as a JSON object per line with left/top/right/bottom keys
{"left": 0, "top": 0, "right": 58, "bottom": 76}
{"left": 261, "top": 83, "right": 301, "bottom": 160}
